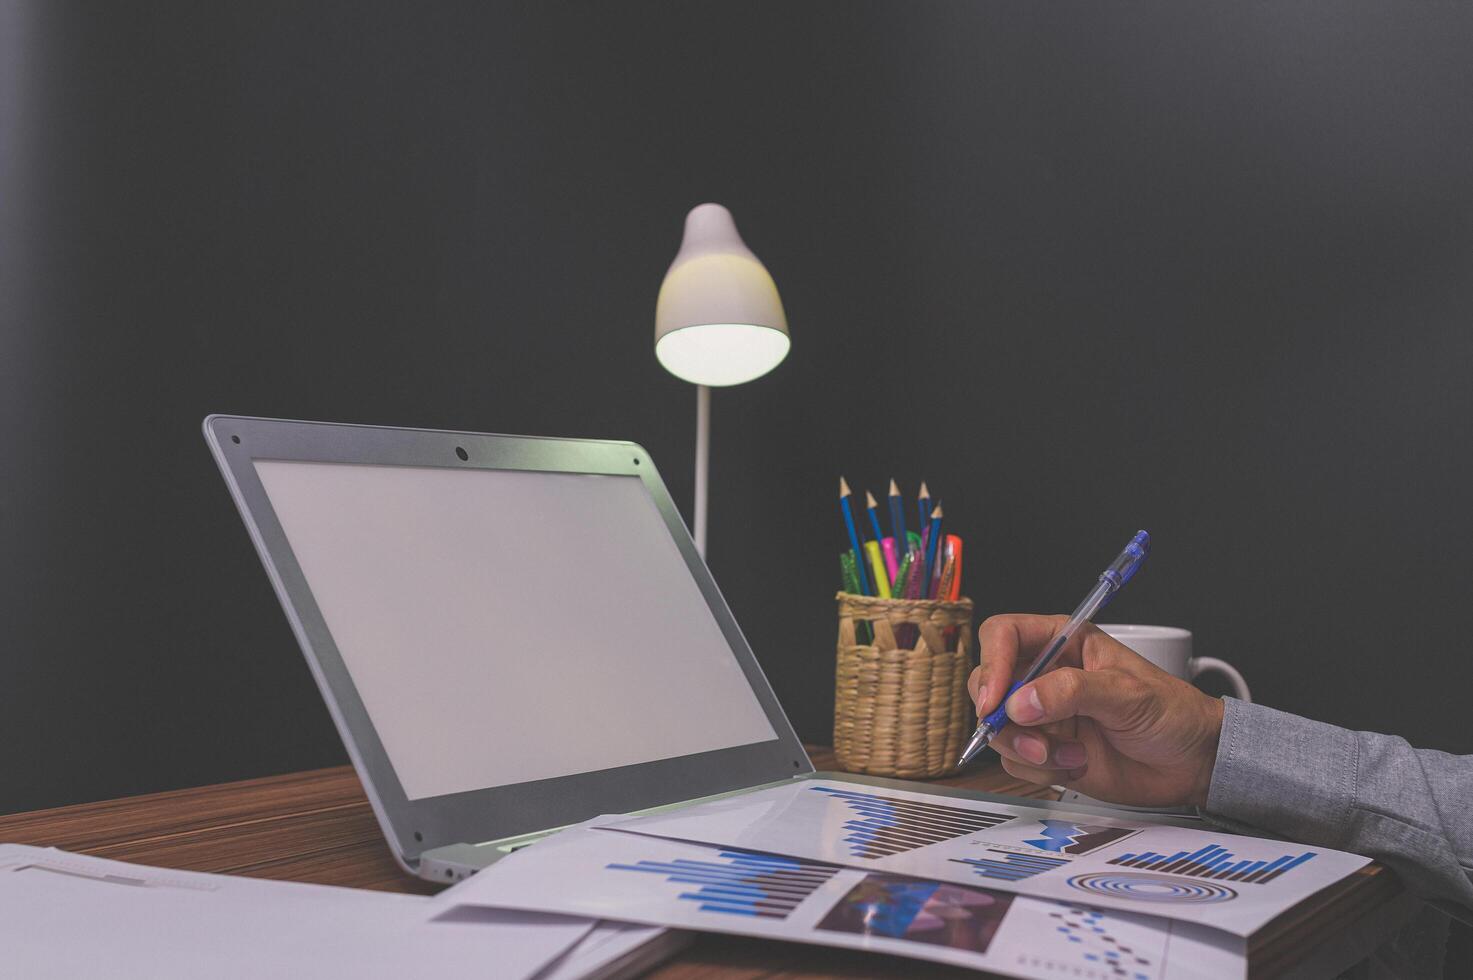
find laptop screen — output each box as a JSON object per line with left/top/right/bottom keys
{"left": 252, "top": 459, "right": 778, "bottom": 801}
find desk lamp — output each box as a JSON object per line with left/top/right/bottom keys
{"left": 655, "top": 203, "right": 789, "bottom": 558}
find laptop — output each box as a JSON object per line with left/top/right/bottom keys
{"left": 204, "top": 415, "right": 1173, "bottom": 884}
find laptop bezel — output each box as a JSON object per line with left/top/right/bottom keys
{"left": 203, "top": 415, "right": 811, "bottom": 874}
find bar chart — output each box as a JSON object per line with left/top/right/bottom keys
{"left": 810, "top": 786, "right": 1014, "bottom": 859}
{"left": 951, "top": 849, "right": 1070, "bottom": 882}
{"left": 607, "top": 849, "right": 840, "bottom": 919}
{"left": 1107, "top": 844, "right": 1318, "bottom": 884}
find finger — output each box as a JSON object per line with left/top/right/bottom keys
{"left": 1007, "top": 666, "right": 1150, "bottom": 731}
{"left": 967, "top": 666, "right": 984, "bottom": 707}
{"left": 999, "top": 755, "right": 1088, "bottom": 788}
{"left": 976, "top": 614, "right": 1070, "bottom": 713}
{"left": 991, "top": 728, "right": 1089, "bottom": 770}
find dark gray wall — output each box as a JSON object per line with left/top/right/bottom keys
{"left": 3, "top": 1, "right": 1471, "bottom": 815}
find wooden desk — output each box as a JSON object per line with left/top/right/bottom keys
{"left": 0, "top": 748, "right": 1406, "bottom": 978}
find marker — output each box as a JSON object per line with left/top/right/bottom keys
{"left": 864, "top": 540, "right": 891, "bottom": 598}
{"left": 943, "top": 535, "right": 964, "bottom": 600}
{"left": 937, "top": 543, "right": 959, "bottom": 602}
{"left": 838, "top": 477, "right": 871, "bottom": 596}
{"left": 865, "top": 491, "right": 897, "bottom": 585}
{"left": 923, "top": 503, "right": 944, "bottom": 598}
{"left": 887, "top": 480, "right": 910, "bottom": 558}
{"left": 880, "top": 537, "right": 900, "bottom": 586}
{"left": 957, "top": 531, "right": 1152, "bottom": 766}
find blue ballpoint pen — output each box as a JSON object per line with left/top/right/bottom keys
{"left": 957, "top": 530, "right": 1152, "bottom": 766}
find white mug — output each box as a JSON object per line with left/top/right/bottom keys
{"left": 1097, "top": 624, "right": 1251, "bottom": 703}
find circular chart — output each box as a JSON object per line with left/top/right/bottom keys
{"left": 1067, "top": 872, "right": 1238, "bottom": 905}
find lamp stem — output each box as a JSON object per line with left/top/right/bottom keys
{"left": 694, "top": 384, "right": 710, "bottom": 558}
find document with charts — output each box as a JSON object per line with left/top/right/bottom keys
{"left": 436, "top": 824, "right": 1243, "bottom": 980}
{"left": 603, "top": 779, "right": 1369, "bottom": 936}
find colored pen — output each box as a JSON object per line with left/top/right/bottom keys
{"left": 887, "top": 479, "right": 910, "bottom": 558}
{"left": 865, "top": 492, "right": 897, "bottom": 585}
{"left": 839, "top": 551, "right": 863, "bottom": 596}
{"left": 891, "top": 551, "right": 913, "bottom": 598}
{"left": 923, "top": 503, "right": 944, "bottom": 598}
{"left": 839, "top": 551, "right": 872, "bottom": 644}
{"left": 893, "top": 550, "right": 919, "bottom": 648}
{"left": 957, "top": 530, "right": 1151, "bottom": 766}
{"left": 838, "top": 477, "right": 872, "bottom": 596}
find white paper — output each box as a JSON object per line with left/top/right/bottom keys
{"left": 603, "top": 779, "right": 1369, "bottom": 936}
{"left": 535, "top": 920, "right": 678, "bottom": 980}
{"left": 0, "top": 844, "right": 592, "bottom": 980}
{"left": 437, "top": 826, "right": 1244, "bottom": 980}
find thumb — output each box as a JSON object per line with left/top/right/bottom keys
{"left": 1006, "top": 667, "right": 1148, "bottom": 730}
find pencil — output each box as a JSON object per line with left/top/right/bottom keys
{"left": 839, "top": 477, "right": 871, "bottom": 596}
{"left": 924, "top": 503, "right": 944, "bottom": 598}
{"left": 916, "top": 481, "right": 932, "bottom": 541}
{"left": 887, "top": 479, "right": 910, "bottom": 558}
{"left": 864, "top": 491, "right": 897, "bottom": 585}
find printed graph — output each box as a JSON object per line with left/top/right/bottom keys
{"left": 1107, "top": 844, "right": 1317, "bottom": 884}
{"left": 952, "top": 849, "right": 1070, "bottom": 882}
{"left": 1020, "top": 905, "right": 1157, "bottom": 980}
{"left": 1024, "top": 820, "right": 1137, "bottom": 856}
{"left": 607, "top": 850, "right": 839, "bottom": 919}
{"left": 810, "top": 786, "right": 1013, "bottom": 859}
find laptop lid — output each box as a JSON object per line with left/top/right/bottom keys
{"left": 204, "top": 416, "right": 811, "bottom": 873}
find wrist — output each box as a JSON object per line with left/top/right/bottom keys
{"left": 1187, "top": 695, "right": 1226, "bottom": 808}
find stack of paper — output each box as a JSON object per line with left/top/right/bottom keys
{"left": 0, "top": 844, "right": 615, "bottom": 979}
{"left": 433, "top": 779, "right": 1376, "bottom": 980}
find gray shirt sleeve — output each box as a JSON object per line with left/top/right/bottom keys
{"left": 1202, "top": 697, "right": 1473, "bottom": 916}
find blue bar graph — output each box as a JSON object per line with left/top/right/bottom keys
{"left": 1108, "top": 843, "right": 1319, "bottom": 883}
{"left": 951, "top": 848, "right": 1070, "bottom": 882}
{"left": 608, "top": 850, "right": 840, "bottom": 919}
{"left": 810, "top": 786, "right": 1013, "bottom": 859}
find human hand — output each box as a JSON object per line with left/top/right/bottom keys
{"left": 967, "top": 614, "right": 1226, "bottom": 808}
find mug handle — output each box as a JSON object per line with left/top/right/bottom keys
{"left": 1190, "top": 656, "right": 1251, "bottom": 703}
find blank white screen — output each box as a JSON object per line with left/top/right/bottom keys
{"left": 253, "top": 460, "right": 777, "bottom": 800}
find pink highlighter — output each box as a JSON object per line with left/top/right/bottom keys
{"left": 880, "top": 537, "right": 900, "bottom": 585}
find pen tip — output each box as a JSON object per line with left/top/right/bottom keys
{"left": 865, "top": 490, "right": 878, "bottom": 508}
{"left": 888, "top": 478, "right": 900, "bottom": 495}
{"left": 839, "top": 476, "right": 851, "bottom": 496}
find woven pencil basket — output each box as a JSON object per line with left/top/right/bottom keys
{"left": 833, "top": 593, "right": 975, "bottom": 779}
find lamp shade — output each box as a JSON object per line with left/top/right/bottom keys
{"left": 654, "top": 203, "right": 789, "bottom": 387}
